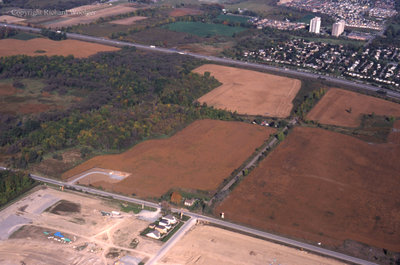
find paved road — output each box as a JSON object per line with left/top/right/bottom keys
{"left": 67, "top": 170, "right": 114, "bottom": 185}
{"left": 1, "top": 22, "right": 400, "bottom": 100}
{"left": 146, "top": 218, "right": 197, "bottom": 265}
{"left": 24, "top": 173, "right": 377, "bottom": 265}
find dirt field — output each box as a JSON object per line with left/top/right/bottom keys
{"left": 0, "top": 83, "right": 17, "bottom": 96}
{"left": 215, "top": 126, "right": 400, "bottom": 252}
{"left": 0, "top": 38, "right": 119, "bottom": 58}
{"left": 169, "top": 8, "right": 203, "bottom": 17}
{"left": 307, "top": 88, "right": 400, "bottom": 127}
{"left": 0, "top": 15, "right": 25, "bottom": 23}
{"left": 0, "top": 187, "right": 162, "bottom": 265}
{"left": 193, "top": 64, "right": 301, "bottom": 118}
{"left": 110, "top": 16, "right": 147, "bottom": 25}
{"left": 63, "top": 119, "right": 275, "bottom": 198}
{"left": 46, "top": 5, "right": 137, "bottom": 28}
{"left": 159, "top": 224, "right": 345, "bottom": 265}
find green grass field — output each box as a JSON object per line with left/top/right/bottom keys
{"left": 295, "top": 14, "right": 314, "bottom": 24}
{"left": 10, "top": 32, "right": 41, "bottom": 40}
{"left": 163, "top": 21, "right": 246, "bottom": 37}
{"left": 216, "top": 14, "right": 251, "bottom": 24}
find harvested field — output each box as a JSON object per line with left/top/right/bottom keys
{"left": 63, "top": 119, "right": 275, "bottom": 197}
{"left": 193, "top": 64, "right": 301, "bottom": 118}
{"left": 0, "top": 39, "right": 119, "bottom": 58}
{"left": 159, "top": 225, "right": 345, "bottom": 265}
{"left": 110, "top": 16, "right": 147, "bottom": 25}
{"left": 307, "top": 88, "right": 400, "bottom": 127}
{"left": 46, "top": 5, "right": 137, "bottom": 28}
{"left": 216, "top": 126, "right": 400, "bottom": 252}
{"left": 0, "top": 15, "right": 25, "bottom": 23}
{"left": 169, "top": 8, "right": 203, "bottom": 17}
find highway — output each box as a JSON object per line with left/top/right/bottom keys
{"left": 1, "top": 22, "right": 400, "bottom": 100}
{"left": 25, "top": 173, "right": 377, "bottom": 265}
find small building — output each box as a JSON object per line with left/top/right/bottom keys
{"left": 184, "top": 198, "right": 196, "bottom": 207}
{"left": 155, "top": 225, "right": 168, "bottom": 234}
{"left": 146, "top": 230, "right": 161, "bottom": 239}
{"left": 163, "top": 214, "right": 177, "bottom": 224}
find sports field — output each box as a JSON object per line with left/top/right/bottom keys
{"left": 193, "top": 64, "right": 301, "bottom": 117}
{"left": 163, "top": 22, "right": 246, "bottom": 37}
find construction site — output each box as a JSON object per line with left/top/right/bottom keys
{"left": 0, "top": 186, "right": 163, "bottom": 265}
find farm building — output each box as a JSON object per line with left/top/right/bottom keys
{"left": 184, "top": 198, "right": 196, "bottom": 207}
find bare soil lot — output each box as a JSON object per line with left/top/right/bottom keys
{"left": 0, "top": 187, "right": 161, "bottom": 265}
{"left": 193, "top": 64, "right": 301, "bottom": 118}
{"left": 0, "top": 38, "right": 119, "bottom": 58}
{"left": 159, "top": 224, "right": 345, "bottom": 265}
{"left": 46, "top": 5, "right": 137, "bottom": 28}
{"left": 215, "top": 127, "right": 400, "bottom": 252}
{"left": 307, "top": 88, "right": 400, "bottom": 127}
{"left": 63, "top": 119, "right": 275, "bottom": 198}
{"left": 110, "top": 16, "right": 147, "bottom": 25}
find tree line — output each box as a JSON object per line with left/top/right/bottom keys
{"left": 0, "top": 47, "right": 239, "bottom": 169}
{"left": 0, "top": 170, "right": 36, "bottom": 207}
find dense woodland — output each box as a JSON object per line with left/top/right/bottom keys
{"left": 0, "top": 48, "right": 239, "bottom": 169}
{"left": 0, "top": 170, "right": 35, "bottom": 206}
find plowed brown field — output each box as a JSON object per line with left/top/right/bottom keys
{"left": 307, "top": 88, "right": 400, "bottom": 127}
{"left": 63, "top": 119, "right": 275, "bottom": 197}
{"left": 110, "top": 16, "right": 147, "bottom": 25}
{"left": 216, "top": 126, "right": 400, "bottom": 251}
{"left": 0, "top": 39, "right": 119, "bottom": 58}
{"left": 46, "top": 5, "right": 137, "bottom": 28}
{"left": 193, "top": 64, "right": 301, "bottom": 118}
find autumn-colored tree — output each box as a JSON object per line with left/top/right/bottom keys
{"left": 170, "top": 191, "right": 182, "bottom": 204}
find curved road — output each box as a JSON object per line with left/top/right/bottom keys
{"left": 1, "top": 22, "right": 400, "bottom": 100}
{"left": 27, "top": 173, "right": 377, "bottom": 265}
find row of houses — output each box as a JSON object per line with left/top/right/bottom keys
{"left": 146, "top": 214, "right": 177, "bottom": 240}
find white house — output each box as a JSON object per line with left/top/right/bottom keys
{"left": 163, "top": 215, "right": 177, "bottom": 224}
{"left": 146, "top": 230, "right": 161, "bottom": 239}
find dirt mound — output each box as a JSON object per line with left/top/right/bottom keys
{"left": 307, "top": 88, "right": 400, "bottom": 127}
{"left": 216, "top": 126, "right": 400, "bottom": 252}
{"left": 193, "top": 64, "right": 301, "bottom": 118}
{"left": 63, "top": 119, "right": 275, "bottom": 197}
